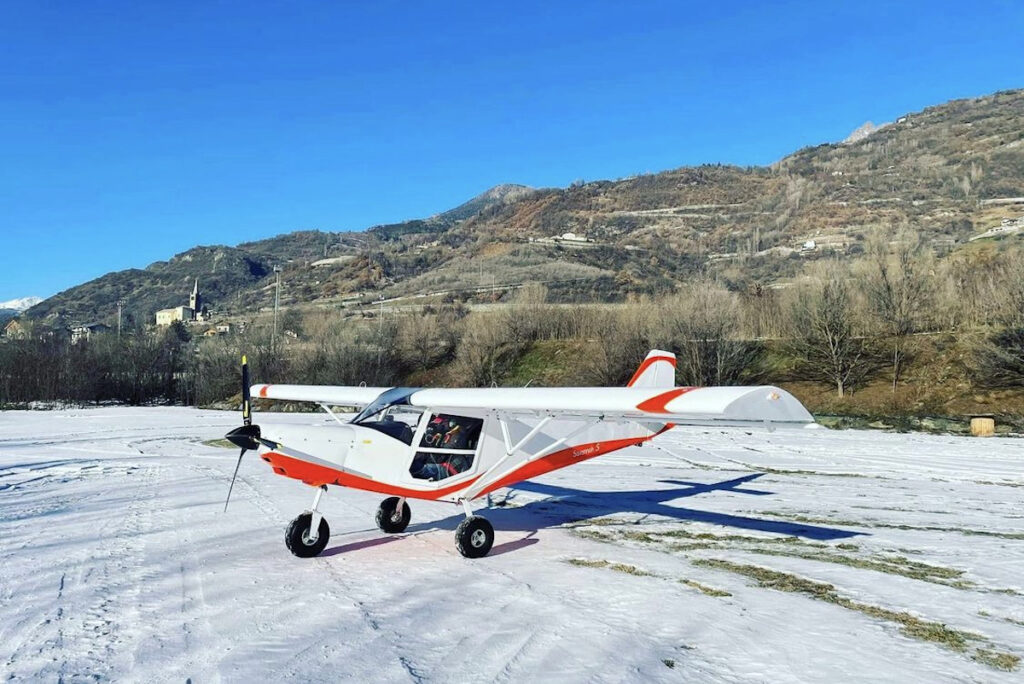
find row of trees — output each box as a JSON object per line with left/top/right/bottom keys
{"left": 4, "top": 233, "right": 1024, "bottom": 409}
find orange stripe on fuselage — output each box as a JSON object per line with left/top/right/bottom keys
{"left": 262, "top": 427, "right": 678, "bottom": 501}
{"left": 259, "top": 385, "right": 270, "bottom": 398}
{"left": 261, "top": 451, "right": 480, "bottom": 500}
{"left": 626, "top": 355, "right": 677, "bottom": 387}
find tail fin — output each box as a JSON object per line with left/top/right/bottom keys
{"left": 627, "top": 350, "right": 676, "bottom": 388}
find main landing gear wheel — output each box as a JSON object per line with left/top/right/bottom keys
{"left": 455, "top": 516, "right": 494, "bottom": 558}
{"left": 376, "top": 496, "right": 411, "bottom": 533}
{"left": 285, "top": 512, "right": 330, "bottom": 558}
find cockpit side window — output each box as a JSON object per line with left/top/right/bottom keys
{"left": 410, "top": 413, "right": 482, "bottom": 481}
{"left": 419, "top": 414, "right": 483, "bottom": 451}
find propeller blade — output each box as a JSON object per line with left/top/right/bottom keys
{"left": 224, "top": 448, "right": 246, "bottom": 512}
{"left": 241, "top": 355, "right": 252, "bottom": 426}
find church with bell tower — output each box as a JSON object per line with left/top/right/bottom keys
{"left": 190, "top": 279, "right": 202, "bottom": 314}
{"left": 155, "top": 277, "right": 209, "bottom": 326}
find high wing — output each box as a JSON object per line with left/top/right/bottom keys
{"left": 250, "top": 383, "right": 389, "bottom": 408}
{"left": 408, "top": 386, "right": 813, "bottom": 426}
{"left": 249, "top": 382, "right": 813, "bottom": 427}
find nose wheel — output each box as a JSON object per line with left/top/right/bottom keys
{"left": 286, "top": 485, "right": 330, "bottom": 558}
{"left": 286, "top": 512, "right": 330, "bottom": 557}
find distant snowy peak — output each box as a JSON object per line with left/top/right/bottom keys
{"left": 843, "top": 120, "right": 889, "bottom": 144}
{"left": 0, "top": 296, "right": 43, "bottom": 312}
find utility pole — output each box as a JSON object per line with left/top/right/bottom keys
{"left": 377, "top": 295, "right": 384, "bottom": 368}
{"left": 272, "top": 266, "right": 282, "bottom": 353}
{"left": 117, "top": 298, "right": 126, "bottom": 340}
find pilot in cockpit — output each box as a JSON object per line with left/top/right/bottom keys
{"left": 411, "top": 415, "right": 478, "bottom": 480}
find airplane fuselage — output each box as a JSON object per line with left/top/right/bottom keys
{"left": 256, "top": 409, "right": 665, "bottom": 503}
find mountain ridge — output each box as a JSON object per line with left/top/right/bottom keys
{"left": 22, "top": 87, "right": 1024, "bottom": 327}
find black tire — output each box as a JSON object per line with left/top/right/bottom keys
{"left": 375, "top": 496, "right": 411, "bottom": 533}
{"left": 285, "top": 512, "right": 330, "bottom": 558}
{"left": 455, "top": 516, "right": 494, "bottom": 558}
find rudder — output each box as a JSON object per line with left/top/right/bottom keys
{"left": 627, "top": 349, "right": 676, "bottom": 388}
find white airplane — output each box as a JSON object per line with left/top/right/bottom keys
{"left": 223, "top": 350, "right": 814, "bottom": 558}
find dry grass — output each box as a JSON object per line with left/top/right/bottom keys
{"left": 694, "top": 558, "right": 1018, "bottom": 671}
{"left": 973, "top": 649, "right": 1021, "bottom": 671}
{"left": 759, "top": 512, "right": 1024, "bottom": 541}
{"left": 201, "top": 438, "right": 235, "bottom": 449}
{"left": 680, "top": 579, "right": 732, "bottom": 597}
{"left": 566, "top": 558, "right": 653, "bottom": 577}
{"left": 572, "top": 524, "right": 970, "bottom": 587}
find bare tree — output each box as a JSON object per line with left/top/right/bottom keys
{"left": 660, "top": 280, "right": 762, "bottom": 386}
{"left": 582, "top": 306, "right": 652, "bottom": 386}
{"left": 502, "top": 282, "right": 550, "bottom": 345}
{"left": 788, "top": 266, "right": 870, "bottom": 398}
{"left": 864, "top": 230, "right": 931, "bottom": 392}
{"left": 967, "top": 252, "right": 1024, "bottom": 388}
{"left": 452, "top": 314, "right": 517, "bottom": 387}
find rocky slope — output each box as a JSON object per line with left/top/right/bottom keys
{"left": 24, "top": 89, "right": 1024, "bottom": 326}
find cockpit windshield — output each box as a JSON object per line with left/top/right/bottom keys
{"left": 352, "top": 387, "right": 419, "bottom": 424}
{"left": 352, "top": 387, "right": 423, "bottom": 445}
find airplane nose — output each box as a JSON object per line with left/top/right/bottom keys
{"left": 225, "top": 424, "right": 261, "bottom": 451}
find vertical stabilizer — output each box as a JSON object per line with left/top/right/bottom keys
{"left": 627, "top": 349, "right": 676, "bottom": 388}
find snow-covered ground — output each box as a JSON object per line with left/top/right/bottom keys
{"left": 1, "top": 408, "right": 1023, "bottom": 682}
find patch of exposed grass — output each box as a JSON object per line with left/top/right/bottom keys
{"left": 566, "top": 558, "right": 653, "bottom": 577}
{"left": 759, "top": 512, "right": 1024, "bottom": 540}
{"left": 567, "top": 558, "right": 610, "bottom": 569}
{"left": 609, "top": 562, "right": 653, "bottom": 577}
{"left": 692, "top": 559, "right": 981, "bottom": 656}
{"left": 978, "top": 612, "right": 1024, "bottom": 628}
{"left": 759, "top": 512, "right": 867, "bottom": 527}
{"left": 974, "top": 480, "right": 1024, "bottom": 489}
{"left": 572, "top": 525, "right": 969, "bottom": 588}
{"left": 573, "top": 529, "right": 615, "bottom": 543}
{"left": 201, "top": 438, "right": 235, "bottom": 449}
{"left": 731, "top": 462, "right": 869, "bottom": 478}
{"left": 656, "top": 528, "right": 826, "bottom": 547}
{"left": 568, "top": 517, "right": 633, "bottom": 528}
{"left": 750, "top": 548, "right": 969, "bottom": 587}
{"left": 681, "top": 579, "right": 731, "bottom": 597}
{"left": 973, "top": 649, "right": 1020, "bottom": 671}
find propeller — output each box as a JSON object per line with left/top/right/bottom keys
{"left": 223, "top": 355, "right": 261, "bottom": 512}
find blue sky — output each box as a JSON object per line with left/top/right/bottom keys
{"left": 2, "top": 1, "right": 1022, "bottom": 301}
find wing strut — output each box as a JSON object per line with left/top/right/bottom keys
{"left": 460, "top": 415, "right": 599, "bottom": 501}
{"left": 318, "top": 403, "right": 349, "bottom": 427}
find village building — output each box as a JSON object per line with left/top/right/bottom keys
{"left": 70, "top": 322, "right": 111, "bottom": 345}
{"left": 3, "top": 319, "right": 27, "bottom": 340}
{"left": 155, "top": 279, "right": 209, "bottom": 326}
{"left": 155, "top": 306, "right": 194, "bottom": 326}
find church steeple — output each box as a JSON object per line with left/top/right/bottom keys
{"left": 189, "top": 278, "right": 201, "bottom": 317}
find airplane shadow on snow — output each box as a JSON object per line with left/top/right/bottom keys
{"left": 362, "top": 473, "right": 864, "bottom": 556}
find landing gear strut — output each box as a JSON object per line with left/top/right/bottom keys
{"left": 455, "top": 499, "right": 494, "bottom": 558}
{"left": 286, "top": 485, "right": 330, "bottom": 558}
